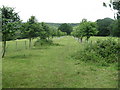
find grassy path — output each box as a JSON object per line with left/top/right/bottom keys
{"left": 3, "top": 36, "right": 118, "bottom": 88}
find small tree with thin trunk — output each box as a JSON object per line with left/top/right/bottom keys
{"left": 80, "top": 19, "right": 98, "bottom": 41}
{"left": 21, "top": 16, "right": 38, "bottom": 48}
{"left": 72, "top": 19, "right": 98, "bottom": 42}
{"left": 36, "top": 22, "right": 51, "bottom": 40}
{"left": 72, "top": 26, "right": 84, "bottom": 43}
{"left": 1, "top": 6, "right": 20, "bottom": 58}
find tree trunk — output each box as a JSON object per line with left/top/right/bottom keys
{"left": 16, "top": 40, "right": 17, "bottom": 50}
{"left": 48, "top": 36, "right": 49, "bottom": 40}
{"left": 86, "top": 37, "right": 89, "bottom": 41}
{"left": 2, "top": 39, "right": 6, "bottom": 58}
{"left": 78, "top": 38, "right": 80, "bottom": 42}
{"left": 29, "top": 38, "right": 32, "bottom": 49}
{"left": 80, "top": 38, "right": 83, "bottom": 43}
{"left": 25, "top": 40, "right": 27, "bottom": 49}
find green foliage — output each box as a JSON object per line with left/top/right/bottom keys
{"left": 109, "top": 20, "right": 120, "bottom": 37}
{"left": 49, "top": 26, "right": 67, "bottom": 37}
{"left": 71, "top": 26, "right": 84, "bottom": 42}
{"left": 46, "top": 23, "right": 79, "bottom": 28}
{"left": 73, "top": 38, "right": 119, "bottom": 66}
{"left": 82, "top": 21, "right": 98, "bottom": 41}
{"left": 40, "top": 22, "right": 51, "bottom": 39}
{"left": 22, "top": 16, "right": 38, "bottom": 38}
{"left": 31, "top": 22, "right": 52, "bottom": 40}
{"left": 1, "top": 6, "right": 21, "bottom": 41}
{"left": 58, "top": 23, "right": 73, "bottom": 35}
{"left": 73, "top": 25, "right": 84, "bottom": 37}
{"left": 72, "top": 19, "right": 98, "bottom": 41}
{"left": 57, "top": 30, "right": 67, "bottom": 37}
{"left": 1, "top": 6, "right": 21, "bottom": 58}
{"left": 49, "top": 26, "right": 58, "bottom": 37}
{"left": 20, "top": 16, "right": 39, "bottom": 48}
{"left": 96, "top": 18, "right": 114, "bottom": 36}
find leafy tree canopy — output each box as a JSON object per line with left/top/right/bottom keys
{"left": 72, "top": 19, "right": 98, "bottom": 41}
{"left": 96, "top": 18, "right": 114, "bottom": 36}
{"left": 1, "top": 6, "right": 21, "bottom": 41}
{"left": 1, "top": 6, "right": 21, "bottom": 58}
{"left": 58, "top": 23, "right": 73, "bottom": 35}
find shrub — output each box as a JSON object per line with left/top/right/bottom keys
{"left": 73, "top": 38, "right": 120, "bottom": 66}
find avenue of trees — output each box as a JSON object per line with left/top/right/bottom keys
{"left": 1, "top": 6, "right": 67, "bottom": 58}
{"left": 1, "top": 0, "right": 120, "bottom": 58}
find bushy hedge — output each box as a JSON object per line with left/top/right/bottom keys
{"left": 73, "top": 38, "right": 120, "bottom": 66}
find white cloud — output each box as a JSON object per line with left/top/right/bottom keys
{"left": 0, "top": 0, "right": 114, "bottom": 23}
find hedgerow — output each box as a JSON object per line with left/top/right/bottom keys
{"left": 73, "top": 38, "right": 120, "bottom": 67}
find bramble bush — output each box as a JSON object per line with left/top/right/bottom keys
{"left": 73, "top": 38, "right": 120, "bottom": 66}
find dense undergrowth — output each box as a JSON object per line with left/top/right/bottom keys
{"left": 73, "top": 38, "right": 120, "bottom": 68}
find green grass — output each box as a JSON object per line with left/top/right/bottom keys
{"left": 2, "top": 36, "right": 118, "bottom": 88}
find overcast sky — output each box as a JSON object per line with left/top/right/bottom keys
{"left": 0, "top": 0, "right": 114, "bottom": 23}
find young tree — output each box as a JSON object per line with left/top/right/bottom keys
{"left": 76, "top": 26, "right": 85, "bottom": 42}
{"left": 74, "top": 19, "right": 87, "bottom": 42}
{"left": 109, "top": 20, "right": 120, "bottom": 37}
{"left": 72, "top": 26, "right": 85, "bottom": 42}
{"left": 21, "top": 16, "right": 38, "bottom": 48}
{"left": 36, "top": 22, "right": 51, "bottom": 40}
{"left": 1, "top": 6, "right": 20, "bottom": 58}
{"left": 49, "top": 26, "right": 58, "bottom": 38}
{"left": 72, "top": 19, "right": 98, "bottom": 42}
{"left": 82, "top": 21, "right": 98, "bottom": 41}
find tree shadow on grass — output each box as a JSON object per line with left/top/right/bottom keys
{"left": 32, "top": 43, "right": 64, "bottom": 50}
{"left": 9, "top": 53, "right": 40, "bottom": 59}
{"left": 32, "top": 46, "right": 49, "bottom": 50}
{"left": 50, "top": 43, "right": 64, "bottom": 46}
{"left": 10, "top": 54, "right": 28, "bottom": 59}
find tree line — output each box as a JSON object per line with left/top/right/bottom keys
{"left": 1, "top": 6, "right": 68, "bottom": 58}
{"left": 48, "top": 17, "right": 119, "bottom": 37}
{"left": 1, "top": 0, "right": 120, "bottom": 58}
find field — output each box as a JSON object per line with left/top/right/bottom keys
{"left": 2, "top": 36, "right": 118, "bottom": 88}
